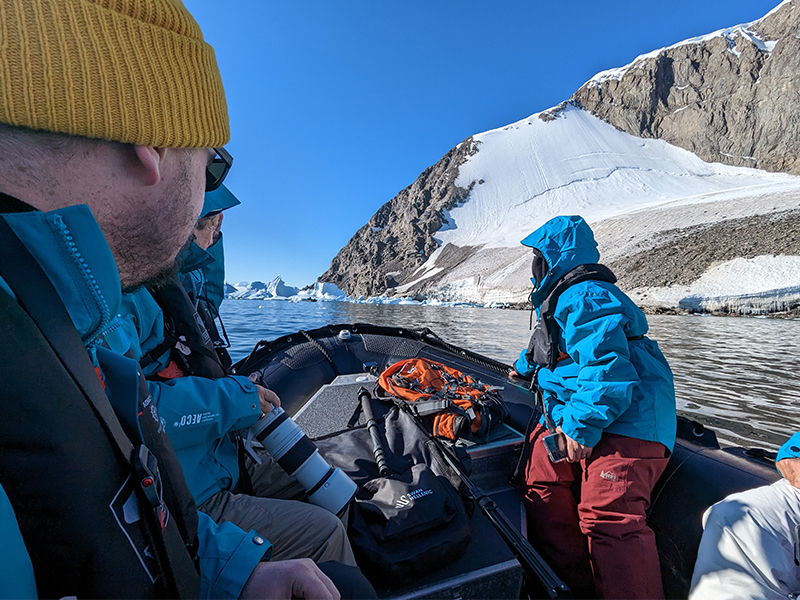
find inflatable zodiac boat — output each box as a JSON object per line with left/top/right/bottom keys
{"left": 234, "top": 323, "right": 779, "bottom": 599}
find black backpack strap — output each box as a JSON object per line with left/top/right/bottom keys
{"left": 139, "top": 333, "right": 180, "bottom": 370}
{"left": 0, "top": 217, "right": 137, "bottom": 455}
{"left": 0, "top": 216, "right": 199, "bottom": 597}
{"left": 539, "top": 263, "right": 617, "bottom": 323}
{"left": 195, "top": 296, "right": 233, "bottom": 371}
{"left": 528, "top": 263, "right": 618, "bottom": 370}
{"left": 149, "top": 276, "right": 227, "bottom": 378}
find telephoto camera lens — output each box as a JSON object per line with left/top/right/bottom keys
{"left": 248, "top": 407, "right": 356, "bottom": 516}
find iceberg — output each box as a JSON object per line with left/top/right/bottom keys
{"left": 228, "top": 276, "right": 300, "bottom": 300}
{"left": 294, "top": 282, "right": 347, "bottom": 302}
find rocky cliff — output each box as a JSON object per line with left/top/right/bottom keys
{"left": 571, "top": 1, "right": 800, "bottom": 175}
{"left": 320, "top": 139, "right": 478, "bottom": 297}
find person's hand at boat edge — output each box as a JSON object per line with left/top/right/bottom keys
{"left": 777, "top": 457, "right": 800, "bottom": 488}
{"left": 508, "top": 367, "right": 527, "bottom": 381}
{"left": 557, "top": 426, "right": 594, "bottom": 462}
{"left": 240, "top": 558, "right": 340, "bottom": 600}
{"left": 249, "top": 373, "right": 281, "bottom": 416}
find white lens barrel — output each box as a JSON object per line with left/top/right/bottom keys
{"left": 293, "top": 450, "right": 333, "bottom": 489}
{"left": 250, "top": 406, "right": 356, "bottom": 515}
{"left": 253, "top": 408, "right": 305, "bottom": 462}
{"left": 307, "top": 467, "right": 357, "bottom": 516}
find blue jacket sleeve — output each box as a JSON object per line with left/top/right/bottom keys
{"left": 148, "top": 375, "right": 261, "bottom": 449}
{"left": 514, "top": 349, "right": 536, "bottom": 377}
{"left": 0, "top": 484, "right": 37, "bottom": 600}
{"left": 555, "top": 288, "right": 640, "bottom": 448}
{"left": 776, "top": 431, "right": 800, "bottom": 468}
{"left": 197, "top": 511, "right": 272, "bottom": 599}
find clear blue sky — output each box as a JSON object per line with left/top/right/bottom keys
{"left": 184, "top": 0, "right": 782, "bottom": 288}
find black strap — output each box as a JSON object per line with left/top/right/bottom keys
{"left": 0, "top": 216, "right": 195, "bottom": 597}
{"left": 530, "top": 264, "right": 620, "bottom": 370}
{"left": 149, "top": 277, "right": 227, "bottom": 378}
{"left": 0, "top": 193, "right": 37, "bottom": 213}
{"left": 140, "top": 333, "right": 181, "bottom": 370}
{"left": 0, "top": 217, "right": 137, "bottom": 459}
{"left": 232, "top": 432, "right": 255, "bottom": 496}
{"left": 539, "top": 263, "right": 617, "bottom": 323}
{"left": 346, "top": 402, "right": 364, "bottom": 429}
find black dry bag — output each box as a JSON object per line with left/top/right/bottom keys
{"left": 349, "top": 463, "right": 471, "bottom": 587}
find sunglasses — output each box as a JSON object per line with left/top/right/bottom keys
{"left": 206, "top": 147, "right": 233, "bottom": 192}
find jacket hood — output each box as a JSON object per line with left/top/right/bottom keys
{"left": 201, "top": 184, "right": 240, "bottom": 218}
{"left": 179, "top": 241, "right": 214, "bottom": 276}
{"left": 200, "top": 233, "right": 226, "bottom": 314}
{"left": 520, "top": 215, "right": 600, "bottom": 307}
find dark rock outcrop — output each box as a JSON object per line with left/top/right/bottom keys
{"left": 607, "top": 209, "right": 800, "bottom": 289}
{"left": 572, "top": 1, "right": 800, "bottom": 175}
{"left": 319, "top": 139, "right": 479, "bottom": 297}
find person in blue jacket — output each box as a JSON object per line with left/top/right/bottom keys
{"left": 510, "top": 215, "right": 676, "bottom": 599}
{"left": 109, "top": 204, "right": 355, "bottom": 568}
{"left": 191, "top": 184, "right": 239, "bottom": 319}
{"left": 0, "top": 198, "right": 298, "bottom": 598}
{"left": 690, "top": 432, "right": 800, "bottom": 599}
{"left": 0, "top": 0, "right": 341, "bottom": 597}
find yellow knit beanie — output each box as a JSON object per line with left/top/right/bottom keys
{"left": 0, "top": 0, "right": 229, "bottom": 148}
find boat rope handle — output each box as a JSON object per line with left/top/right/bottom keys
{"left": 299, "top": 329, "right": 340, "bottom": 376}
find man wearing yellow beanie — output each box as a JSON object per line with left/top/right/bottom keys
{"left": 0, "top": 1, "right": 356, "bottom": 598}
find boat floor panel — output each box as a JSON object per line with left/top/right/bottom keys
{"left": 296, "top": 374, "right": 382, "bottom": 438}
{"left": 376, "top": 486, "right": 524, "bottom": 599}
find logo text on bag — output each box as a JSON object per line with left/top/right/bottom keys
{"left": 395, "top": 487, "right": 434, "bottom": 509}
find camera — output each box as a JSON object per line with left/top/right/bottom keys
{"left": 244, "top": 407, "right": 356, "bottom": 516}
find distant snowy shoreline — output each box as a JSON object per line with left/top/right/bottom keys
{"left": 226, "top": 278, "right": 508, "bottom": 309}
{"left": 226, "top": 266, "right": 800, "bottom": 318}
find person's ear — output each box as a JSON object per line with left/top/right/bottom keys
{"left": 133, "top": 146, "right": 168, "bottom": 186}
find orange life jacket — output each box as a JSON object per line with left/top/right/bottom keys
{"left": 378, "top": 358, "right": 504, "bottom": 441}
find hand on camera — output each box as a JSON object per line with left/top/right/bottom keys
{"left": 248, "top": 373, "right": 281, "bottom": 415}
{"left": 256, "top": 386, "right": 281, "bottom": 416}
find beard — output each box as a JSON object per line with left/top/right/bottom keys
{"left": 108, "top": 150, "right": 204, "bottom": 292}
{"left": 121, "top": 236, "right": 195, "bottom": 293}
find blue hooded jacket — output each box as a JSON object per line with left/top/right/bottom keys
{"left": 514, "top": 215, "right": 677, "bottom": 450}
{"left": 1, "top": 204, "right": 267, "bottom": 599}
{"left": 196, "top": 184, "right": 239, "bottom": 315}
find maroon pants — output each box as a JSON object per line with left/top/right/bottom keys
{"left": 522, "top": 424, "right": 670, "bottom": 599}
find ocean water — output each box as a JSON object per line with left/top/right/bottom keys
{"left": 220, "top": 299, "right": 800, "bottom": 450}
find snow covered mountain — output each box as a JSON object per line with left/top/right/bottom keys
{"left": 320, "top": 0, "right": 800, "bottom": 314}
